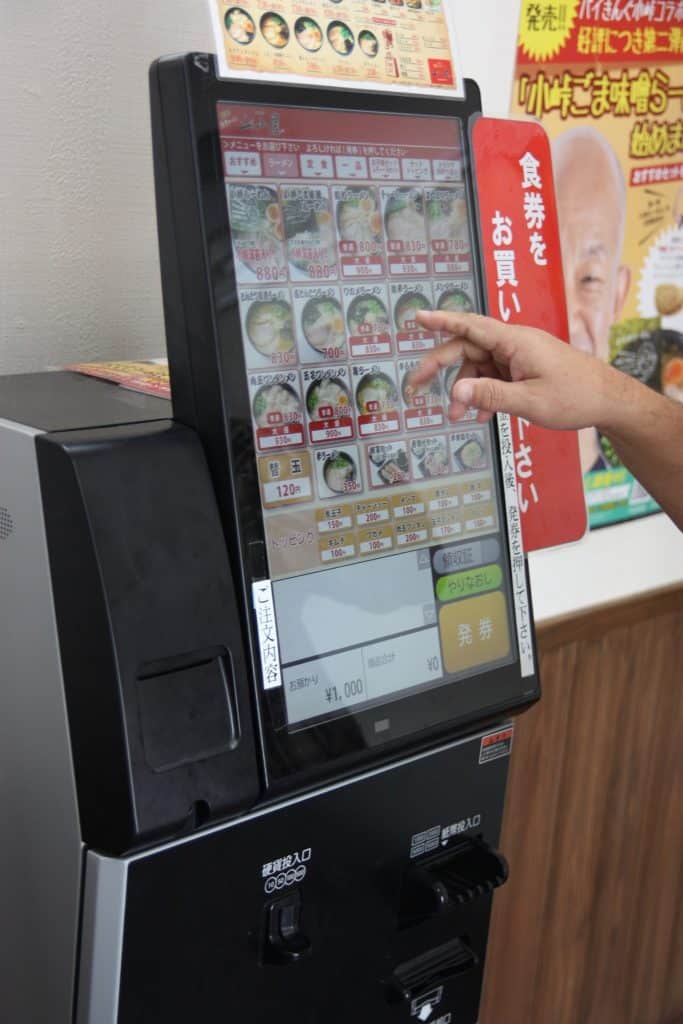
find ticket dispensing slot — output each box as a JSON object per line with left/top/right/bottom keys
{"left": 390, "top": 936, "right": 479, "bottom": 1006}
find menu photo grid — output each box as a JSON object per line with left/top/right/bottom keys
{"left": 233, "top": 262, "right": 495, "bottom": 573}
{"left": 219, "top": 108, "right": 521, "bottom": 714}
{"left": 244, "top": 331, "right": 498, "bottom": 578}
{"left": 223, "top": 121, "right": 499, "bottom": 579}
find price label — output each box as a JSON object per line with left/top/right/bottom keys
{"left": 393, "top": 502, "right": 425, "bottom": 519}
{"left": 466, "top": 515, "right": 495, "bottom": 532}
{"left": 463, "top": 488, "right": 492, "bottom": 505}
{"left": 429, "top": 495, "right": 459, "bottom": 511}
{"left": 321, "top": 544, "right": 356, "bottom": 563}
{"left": 432, "top": 521, "right": 462, "bottom": 539}
{"left": 317, "top": 515, "right": 352, "bottom": 533}
{"left": 397, "top": 527, "right": 428, "bottom": 546}
{"left": 263, "top": 477, "right": 313, "bottom": 503}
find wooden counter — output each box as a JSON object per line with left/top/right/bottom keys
{"left": 480, "top": 584, "right": 683, "bottom": 1024}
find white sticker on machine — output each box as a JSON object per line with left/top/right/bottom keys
{"left": 410, "top": 825, "right": 441, "bottom": 859}
{"left": 252, "top": 579, "right": 282, "bottom": 689}
{"left": 497, "top": 412, "right": 535, "bottom": 677}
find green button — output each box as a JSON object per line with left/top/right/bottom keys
{"left": 436, "top": 563, "right": 503, "bottom": 603}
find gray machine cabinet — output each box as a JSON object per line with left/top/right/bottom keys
{"left": 0, "top": 373, "right": 514, "bottom": 1023}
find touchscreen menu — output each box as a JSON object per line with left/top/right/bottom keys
{"left": 219, "top": 101, "right": 516, "bottom": 726}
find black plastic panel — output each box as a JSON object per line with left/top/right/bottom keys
{"left": 0, "top": 370, "right": 169, "bottom": 433}
{"left": 37, "top": 420, "right": 260, "bottom": 853}
{"left": 119, "top": 730, "right": 509, "bottom": 1023}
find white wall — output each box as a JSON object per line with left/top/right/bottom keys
{"left": 451, "top": 2, "right": 520, "bottom": 116}
{"left": 0, "top": 0, "right": 519, "bottom": 376}
{"left": 0, "top": 2, "right": 214, "bottom": 374}
{"left": 2, "top": 0, "right": 681, "bottom": 614}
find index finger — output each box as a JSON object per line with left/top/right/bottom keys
{"left": 415, "top": 310, "right": 496, "bottom": 345}
{"left": 415, "top": 309, "right": 522, "bottom": 358}
{"left": 408, "top": 342, "right": 465, "bottom": 389}
{"left": 409, "top": 331, "right": 500, "bottom": 387}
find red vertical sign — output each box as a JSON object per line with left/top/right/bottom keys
{"left": 472, "top": 117, "right": 586, "bottom": 552}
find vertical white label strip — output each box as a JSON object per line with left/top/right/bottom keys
{"left": 252, "top": 580, "right": 282, "bottom": 690}
{"left": 497, "top": 413, "right": 535, "bottom": 677}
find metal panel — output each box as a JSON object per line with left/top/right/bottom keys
{"left": 0, "top": 418, "right": 82, "bottom": 1022}
{"left": 76, "top": 855, "right": 128, "bottom": 1024}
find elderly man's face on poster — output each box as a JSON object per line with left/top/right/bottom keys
{"left": 553, "top": 127, "right": 631, "bottom": 473}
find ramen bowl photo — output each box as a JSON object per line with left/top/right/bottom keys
{"left": 245, "top": 299, "right": 295, "bottom": 358}
{"left": 294, "top": 17, "right": 323, "bottom": 51}
{"left": 225, "top": 7, "right": 256, "bottom": 44}
{"left": 260, "top": 12, "right": 290, "bottom": 48}
{"left": 302, "top": 297, "right": 346, "bottom": 355}
{"left": 327, "top": 21, "right": 355, "bottom": 55}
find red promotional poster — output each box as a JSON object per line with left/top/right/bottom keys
{"left": 472, "top": 117, "right": 587, "bottom": 552}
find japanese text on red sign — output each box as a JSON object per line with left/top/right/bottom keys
{"left": 515, "top": 417, "right": 540, "bottom": 513}
{"left": 491, "top": 151, "right": 549, "bottom": 323}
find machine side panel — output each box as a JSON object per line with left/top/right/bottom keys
{"left": 37, "top": 420, "right": 261, "bottom": 853}
{"left": 0, "top": 419, "right": 82, "bottom": 1023}
{"left": 76, "top": 855, "right": 128, "bottom": 1024}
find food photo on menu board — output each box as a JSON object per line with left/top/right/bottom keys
{"left": 382, "top": 186, "right": 430, "bottom": 275}
{"left": 344, "top": 285, "right": 393, "bottom": 358}
{"left": 295, "top": 287, "right": 347, "bottom": 363}
{"left": 334, "top": 186, "right": 385, "bottom": 278}
{"left": 210, "top": 0, "right": 464, "bottom": 96}
{"left": 399, "top": 358, "right": 445, "bottom": 431}
{"left": 219, "top": 101, "right": 508, "bottom": 583}
{"left": 227, "top": 184, "right": 288, "bottom": 284}
{"left": 239, "top": 288, "right": 297, "bottom": 366}
{"left": 281, "top": 185, "right": 337, "bottom": 281}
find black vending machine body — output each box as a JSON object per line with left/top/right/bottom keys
{"left": 0, "top": 53, "right": 541, "bottom": 1024}
{"left": 108, "top": 725, "right": 515, "bottom": 1024}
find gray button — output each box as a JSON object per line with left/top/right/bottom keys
{"left": 432, "top": 537, "right": 501, "bottom": 575}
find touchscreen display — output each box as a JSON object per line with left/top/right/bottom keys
{"left": 218, "top": 101, "right": 516, "bottom": 726}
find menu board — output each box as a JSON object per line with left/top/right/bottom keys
{"left": 220, "top": 102, "right": 516, "bottom": 725}
{"left": 210, "top": 0, "right": 463, "bottom": 98}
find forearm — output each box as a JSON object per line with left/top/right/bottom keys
{"left": 598, "top": 365, "right": 683, "bottom": 530}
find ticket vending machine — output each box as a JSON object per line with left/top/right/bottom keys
{"left": 0, "top": 55, "right": 540, "bottom": 1023}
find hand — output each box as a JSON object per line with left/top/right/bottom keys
{"left": 411, "top": 310, "right": 683, "bottom": 531}
{"left": 411, "top": 310, "right": 620, "bottom": 430}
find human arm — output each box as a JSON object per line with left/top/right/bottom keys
{"left": 412, "top": 310, "right": 683, "bottom": 530}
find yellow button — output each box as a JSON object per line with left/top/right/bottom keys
{"left": 439, "top": 591, "right": 510, "bottom": 673}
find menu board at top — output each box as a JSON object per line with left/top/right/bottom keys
{"left": 220, "top": 102, "right": 504, "bottom": 582}
{"left": 209, "top": 0, "right": 463, "bottom": 98}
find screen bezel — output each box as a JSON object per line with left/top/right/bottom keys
{"left": 156, "top": 54, "right": 539, "bottom": 790}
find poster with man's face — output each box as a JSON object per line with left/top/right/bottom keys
{"left": 513, "top": 0, "right": 683, "bottom": 528}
